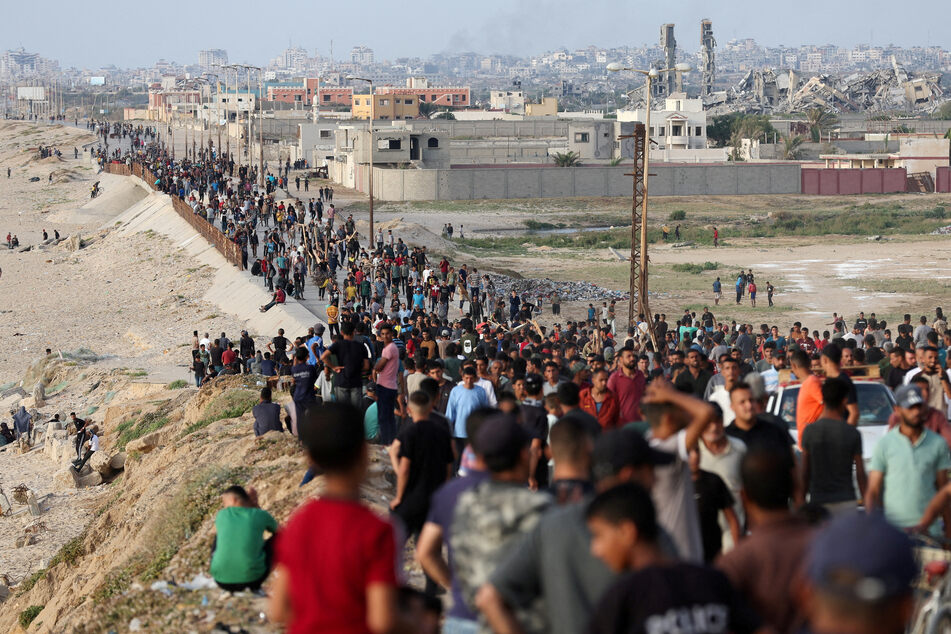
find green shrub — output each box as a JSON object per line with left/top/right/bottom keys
{"left": 166, "top": 379, "right": 189, "bottom": 390}
{"left": 671, "top": 262, "right": 719, "bottom": 274}
{"left": 116, "top": 407, "right": 173, "bottom": 451}
{"left": 668, "top": 209, "right": 687, "bottom": 221}
{"left": 19, "top": 605, "right": 44, "bottom": 628}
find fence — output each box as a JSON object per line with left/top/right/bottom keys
{"left": 800, "top": 167, "right": 908, "bottom": 195}
{"left": 104, "top": 161, "right": 244, "bottom": 270}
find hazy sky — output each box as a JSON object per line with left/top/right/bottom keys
{"left": 5, "top": 0, "right": 950, "bottom": 68}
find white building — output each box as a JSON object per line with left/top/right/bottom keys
{"left": 618, "top": 93, "right": 708, "bottom": 150}
{"left": 351, "top": 46, "right": 374, "bottom": 66}
{"left": 198, "top": 49, "right": 228, "bottom": 72}
{"left": 489, "top": 90, "right": 525, "bottom": 113}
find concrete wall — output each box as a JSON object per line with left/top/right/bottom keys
{"left": 937, "top": 167, "right": 950, "bottom": 193}
{"left": 397, "top": 119, "right": 569, "bottom": 138}
{"left": 109, "top": 178, "right": 320, "bottom": 337}
{"left": 801, "top": 168, "right": 907, "bottom": 195}
{"left": 357, "top": 163, "right": 802, "bottom": 201}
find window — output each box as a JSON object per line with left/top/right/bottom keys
{"left": 574, "top": 132, "right": 590, "bottom": 143}
{"left": 319, "top": 130, "right": 331, "bottom": 139}
{"left": 431, "top": 94, "right": 437, "bottom": 101}
{"left": 695, "top": 126, "right": 702, "bottom": 136}
{"left": 427, "top": 137, "right": 439, "bottom": 148}
{"left": 323, "top": 94, "right": 331, "bottom": 102}
{"left": 378, "top": 138, "right": 401, "bottom": 150}
{"left": 380, "top": 99, "right": 390, "bottom": 106}
{"left": 294, "top": 95, "right": 302, "bottom": 102}
{"left": 354, "top": 99, "right": 360, "bottom": 106}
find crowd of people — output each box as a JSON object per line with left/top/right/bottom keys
{"left": 91, "top": 137, "right": 951, "bottom": 633}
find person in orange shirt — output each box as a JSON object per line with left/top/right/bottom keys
{"left": 791, "top": 349, "right": 823, "bottom": 446}
{"left": 580, "top": 368, "right": 620, "bottom": 429}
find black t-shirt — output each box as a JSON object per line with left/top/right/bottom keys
{"left": 291, "top": 363, "right": 317, "bottom": 402}
{"left": 521, "top": 403, "right": 551, "bottom": 488}
{"left": 866, "top": 347, "right": 884, "bottom": 364}
{"left": 586, "top": 563, "right": 760, "bottom": 634}
{"left": 329, "top": 339, "right": 369, "bottom": 388}
{"left": 655, "top": 320, "right": 669, "bottom": 341}
{"left": 854, "top": 319, "right": 868, "bottom": 332}
{"left": 801, "top": 417, "right": 862, "bottom": 505}
{"left": 693, "top": 470, "right": 735, "bottom": 563}
{"left": 725, "top": 416, "right": 793, "bottom": 451}
{"left": 674, "top": 369, "right": 713, "bottom": 399}
{"left": 560, "top": 409, "right": 603, "bottom": 438}
{"left": 272, "top": 335, "right": 289, "bottom": 353}
{"left": 887, "top": 366, "right": 909, "bottom": 390}
{"left": 394, "top": 419, "right": 453, "bottom": 518}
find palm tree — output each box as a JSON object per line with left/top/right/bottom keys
{"left": 552, "top": 150, "right": 582, "bottom": 167}
{"left": 806, "top": 108, "right": 839, "bottom": 142}
{"left": 433, "top": 111, "right": 455, "bottom": 120}
{"left": 782, "top": 135, "right": 805, "bottom": 160}
{"left": 609, "top": 157, "right": 623, "bottom": 166}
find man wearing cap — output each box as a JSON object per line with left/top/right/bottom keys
{"left": 451, "top": 415, "right": 551, "bottom": 632}
{"left": 476, "top": 425, "right": 678, "bottom": 634}
{"left": 306, "top": 325, "right": 325, "bottom": 366}
{"left": 866, "top": 384, "right": 951, "bottom": 535}
{"left": 801, "top": 512, "right": 916, "bottom": 634}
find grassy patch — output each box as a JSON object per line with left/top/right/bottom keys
{"left": 182, "top": 389, "right": 258, "bottom": 436}
{"left": 523, "top": 219, "right": 563, "bottom": 230}
{"left": 166, "top": 379, "right": 188, "bottom": 390}
{"left": 671, "top": 262, "right": 720, "bottom": 274}
{"left": 125, "top": 369, "right": 148, "bottom": 378}
{"left": 17, "top": 570, "right": 46, "bottom": 595}
{"left": 19, "top": 605, "right": 44, "bottom": 628}
{"left": 116, "top": 407, "right": 173, "bottom": 451}
{"left": 668, "top": 209, "right": 687, "bottom": 221}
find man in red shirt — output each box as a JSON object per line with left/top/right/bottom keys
{"left": 607, "top": 345, "right": 646, "bottom": 424}
{"left": 269, "top": 402, "right": 398, "bottom": 634}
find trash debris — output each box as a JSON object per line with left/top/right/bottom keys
{"left": 484, "top": 273, "right": 629, "bottom": 303}
{"left": 182, "top": 574, "right": 218, "bottom": 591}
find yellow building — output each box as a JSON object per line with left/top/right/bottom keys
{"left": 351, "top": 93, "right": 420, "bottom": 120}
{"left": 525, "top": 97, "right": 558, "bottom": 117}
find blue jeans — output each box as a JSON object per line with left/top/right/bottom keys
{"left": 443, "top": 617, "right": 478, "bottom": 634}
{"left": 376, "top": 385, "right": 397, "bottom": 444}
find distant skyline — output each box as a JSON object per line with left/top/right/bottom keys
{"left": 4, "top": 0, "right": 951, "bottom": 68}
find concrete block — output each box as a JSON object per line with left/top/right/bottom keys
{"left": 76, "top": 471, "right": 102, "bottom": 488}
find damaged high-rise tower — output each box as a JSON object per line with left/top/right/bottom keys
{"left": 701, "top": 19, "right": 716, "bottom": 96}
{"left": 660, "top": 23, "right": 678, "bottom": 97}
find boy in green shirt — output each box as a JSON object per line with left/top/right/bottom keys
{"left": 210, "top": 485, "right": 278, "bottom": 592}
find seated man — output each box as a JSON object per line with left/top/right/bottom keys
{"left": 210, "top": 485, "right": 278, "bottom": 592}
{"left": 73, "top": 425, "right": 99, "bottom": 471}
{"left": 260, "top": 287, "right": 286, "bottom": 313}
{"left": 253, "top": 387, "right": 283, "bottom": 436}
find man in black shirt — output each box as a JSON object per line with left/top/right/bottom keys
{"left": 390, "top": 391, "right": 452, "bottom": 601}
{"left": 820, "top": 345, "right": 858, "bottom": 425}
{"left": 585, "top": 482, "right": 760, "bottom": 634}
{"left": 70, "top": 412, "right": 87, "bottom": 461}
{"left": 268, "top": 328, "right": 290, "bottom": 364}
{"left": 321, "top": 322, "right": 369, "bottom": 407}
{"left": 895, "top": 314, "right": 914, "bottom": 350}
{"left": 674, "top": 348, "right": 713, "bottom": 398}
{"left": 885, "top": 347, "right": 910, "bottom": 389}
{"left": 689, "top": 447, "right": 739, "bottom": 563}
{"left": 801, "top": 378, "right": 865, "bottom": 513}
{"left": 725, "top": 383, "right": 793, "bottom": 451}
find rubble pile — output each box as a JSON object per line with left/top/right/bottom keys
{"left": 707, "top": 55, "right": 947, "bottom": 116}
{"left": 484, "top": 273, "right": 628, "bottom": 302}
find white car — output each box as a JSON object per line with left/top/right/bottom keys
{"left": 766, "top": 380, "right": 897, "bottom": 463}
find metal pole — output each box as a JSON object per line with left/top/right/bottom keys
{"left": 369, "top": 79, "right": 374, "bottom": 241}
{"left": 246, "top": 68, "right": 252, "bottom": 167}
{"left": 640, "top": 77, "right": 656, "bottom": 349}
{"left": 259, "top": 71, "right": 264, "bottom": 187}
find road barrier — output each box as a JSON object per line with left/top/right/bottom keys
{"left": 105, "top": 161, "right": 244, "bottom": 270}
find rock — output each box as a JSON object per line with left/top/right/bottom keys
{"left": 31, "top": 381, "right": 46, "bottom": 409}
{"left": 15, "top": 534, "right": 36, "bottom": 548}
{"left": 867, "top": 235, "right": 883, "bottom": 241}
{"left": 65, "top": 234, "right": 82, "bottom": 251}
{"left": 129, "top": 617, "right": 143, "bottom": 631}
{"left": 0, "top": 582, "right": 9, "bottom": 601}
{"left": 110, "top": 452, "right": 127, "bottom": 470}
{"left": 127, "top": 431, "right": 161, "bottom": 453}
{"left": 54, "top": 467, "right": 78, "bottom": 488}
{"left": 76, "top": 471, "right": 102, "bottom": 488}
{"left": 89, "top": 451, "right": 113, "bottom": 476}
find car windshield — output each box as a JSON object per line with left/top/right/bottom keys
{"left": 777, "top": 383, "right": 895, "bottom": 428}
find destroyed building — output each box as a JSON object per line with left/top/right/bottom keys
{"left": 707, "top": 55, "right": 946, "bottom": 116}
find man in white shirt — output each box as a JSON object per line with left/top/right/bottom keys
{"left": 73, "top": 426, "right": 100, "bottom": 471}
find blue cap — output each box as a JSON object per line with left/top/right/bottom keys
{"left": 807, "top": 512, "right": 915, "bottom": 602}
{"left": 895, "top": 384, "right": 925, "bottom": 410}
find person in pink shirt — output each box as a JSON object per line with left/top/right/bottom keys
{"left": 374, "top": 323, "right": 401, "bottom": 444}
{"left": 607, "top": 346, "right": 646, "bottom": 424}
